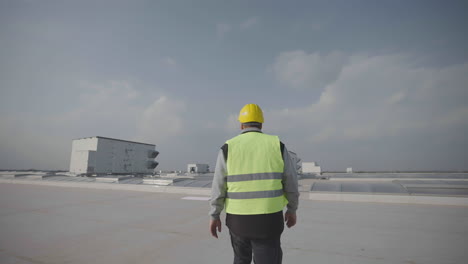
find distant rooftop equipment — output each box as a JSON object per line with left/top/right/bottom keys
{"left": 288, "top": 151, "right": 302, "bottom": 174}
{"left": 187, "top": 163, "right": 209, "bottom": 174}
{"left": 69, "top": 136, "right": 159, "bottom": 175}
{"left": 302, "top": 162, "right": 321, "bottom": 175}
{"left": 347, "top": 167, "right": 353, "bottom": 173}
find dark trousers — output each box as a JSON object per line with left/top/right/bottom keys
{"left": 230, "top": 230, "right": 282, "bottom": 264}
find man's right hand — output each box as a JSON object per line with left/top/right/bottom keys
{"left": 210, "top": 219, "right": 222, "bottom": 238}
{"left": 285, "top": 212, "right": 297, "bottom": 228}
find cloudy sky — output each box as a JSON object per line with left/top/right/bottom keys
{"left": 1, "top": 0, "right": 467, "bottom": 171}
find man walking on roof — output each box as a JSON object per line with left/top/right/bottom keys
{"left": 209, "top": 103, "right": 299, "bottom": 264}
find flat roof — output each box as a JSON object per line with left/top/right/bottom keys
{"left": 73, "top": 136, "right": 155, "bottom": 147}
{"left": 3, "top": 172, "right": 468, "bottom": 197}
{"left": 311, "top": 180, "right": 468, "bottom": 196}
{"left": 1, "top": 183, "right": 467, "bottom": 264}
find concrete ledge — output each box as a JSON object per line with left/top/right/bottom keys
{"left": 0, "top": 178, "right": 211, "bottom": 196}
{"left": 95, "top": 176, "right": 136, "bottom": 183}
{"left": 2, "top": 178, "right": 468, "bottom": 206}
{"left": 307, "top": 192, "right": 468, "bottom": 206}
{"left": 0, "top": 174, "right": 16, "bottom": 179}
{"left": 95, "top": 177, "right": 118, "bottom": 183}
{"left": 142, "top": 178, "right": 188, "bottom": 185}
{"left": 23, "top": 174, "right": 57, "bottom": 180}
{"left": 402, "top": 184, "right": 468, "bottom": 188}
{"left": 329, "top": 178, "right": 468, "bottom": 182}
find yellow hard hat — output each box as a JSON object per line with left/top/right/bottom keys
{"left": 238, "top": 104, "right": 264, "bottom": 123}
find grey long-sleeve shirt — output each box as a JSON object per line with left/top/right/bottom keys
{"left": 209, "top": 128, "right": 300, "bottom": 220}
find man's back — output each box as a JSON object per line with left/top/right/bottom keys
{"left": 224, "top": 130, "right": 287, "bottom": 239}
{"left": 209, "top": 104, "right": 299, "bottom": 264}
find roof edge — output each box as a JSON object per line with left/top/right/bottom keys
{"left": 72, "top": 136, "right": 156, "bottom": 147}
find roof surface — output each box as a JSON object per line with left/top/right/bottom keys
{"left": 1, "top": 183, "right": 467, "bottom": 264}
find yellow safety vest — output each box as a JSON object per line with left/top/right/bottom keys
{"left": 225, "top": 132, "right": 288, "bottom": 215}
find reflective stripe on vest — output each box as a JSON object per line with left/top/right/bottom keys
{"left": 226, "top": 172, "right": 283, "bottom": 182}
{"left": 226, "top": 189, "right": 284, "bottom": 199}
{"left": 225, "top": 132, "right": 287, "bottom": 215}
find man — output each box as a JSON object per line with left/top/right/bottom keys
{"left": 209, "top": 103, "right": 299, "bottom": 264}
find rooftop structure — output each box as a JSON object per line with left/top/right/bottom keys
{"left": 187, "top": 163, "right": 209, "bottom": 174}
{"left": 69, "top": 136, "right": 159, "bottom": 175}
{"left": 302, "top": 161, "right": 321, "bottom": 175}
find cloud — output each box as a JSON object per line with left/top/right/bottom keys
{"left": 66, "top": 81, "right": 141, "bottom": 120}
{"left": 164, "top": 57, "right": 177, "bottom": 67}
{"left": 216, "top": 23, "right": 231, "bottom": 37}
{"left": 270, "top": 52, "right": 468, "bottom": 141}
{"left": 225, "top": 113, "right": 240, "bottom": 133}
{"left": 268, "top": 51, "right": 468, "bottom": 170}
{"left": 135, "top": 96, "right": 186, "bottom": 143}
{"left": 272, "top": 50, "right": 348, "bottom": 90}
{"left": 0, "top": 81, "right": 188, "bottom": 170}
{"left": 311, "top": 23, "right": 322, "bottom": 31}
{"left": 216, "top": 17, "right": 258, "bottom": 38}
{"left": 386, "top": 91, "right": 406, "bottom": 105}
{"left": 240, "top": 17, "right": 258, "bottom": 30}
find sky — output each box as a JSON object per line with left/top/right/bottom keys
{"left": 1, "top": 0, "right": 467, "bottom": 171}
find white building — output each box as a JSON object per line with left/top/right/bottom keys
{"left": 69, "top": 136, "right": 159, "bottom": 175}
{"left": 302, "top": 162, "right": 321, "bottom": 175}
{"left": 347, "top": 167, "right": 353, "bottom": 173}
{"left": 187, "top": 163, "right": 209, "bottom": 174}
